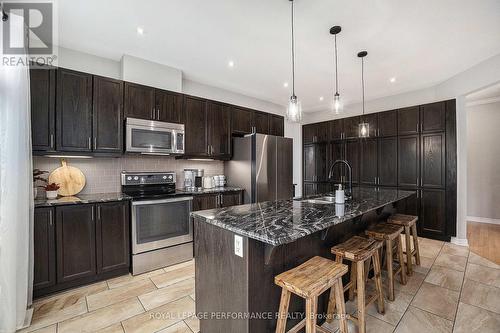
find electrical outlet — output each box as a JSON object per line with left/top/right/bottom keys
{"left": 234, "top": 235, "right": 243, "bottom": 257}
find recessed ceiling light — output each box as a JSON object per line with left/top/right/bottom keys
{"left": 228, "top": 60, "right": 235, "bottom": 68}
{"left": 390, "top": 77, "right": 396, "bottom": 83}
{"left": 137, "top": 27, "right": 144, "bottom": 35}
{"left": 283, "top": 82, "right": 289, "bottom": 88}
{"left": 319, "top": 96, "right": 324, "bottom": 101}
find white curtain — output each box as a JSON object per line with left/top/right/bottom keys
{"left": 0, "top": 12, "right": 34, "bottom": 333}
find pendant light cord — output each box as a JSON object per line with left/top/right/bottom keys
{"left": 361, "top": 56, "right": 365, "bottom": 115}
{"left": 291, "top": 0, "right": 295, "bottom": 97}
{"left": 334, "top": 34, "right": 338, "bottom": 94}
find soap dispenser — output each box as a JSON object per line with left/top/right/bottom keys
{"left": 335, "top": 184, "right": 345, "bottom": 204}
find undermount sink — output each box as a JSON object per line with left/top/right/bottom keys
{"left": 304, "top": 196, "right": 336, "bottom": 204}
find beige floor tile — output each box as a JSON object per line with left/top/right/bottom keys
{"left": 323, "top": 313, "right": 395, "bottom": 333}
{"left": 418, "top": 243, "right": 442, "bottom": 259}
{"left": 394, "top": 306, "right": 452, "bottom": 333}
{"left": 424, "top": 265, "right": 464, "bottom": 291}
{"left": 151, "top": 263, "right": 195, "bottom": 289}
{"left": 156, "top": 321, "right": 192, "bottom": 333}
{"left": 454, "top": 302, "right": 500, "bottom": 333}
{"left": 99, "top": 323, "right": 125, "bottom": 333}
{"left": 106, "top": 269, "right": 165, "bottom": 290}
{"left": 465, "top": 263, "right": 500, "bottom": 288}
{"left": 433, "top": 253, "right": 467, "bottom": 272}
{"left": 461, "top": 279, "right": 500, "bottom": 314}
{"left": 87, "top": 278, "right": 156, "bottom": 311}
{"left": 22, "top": 299, "right": 87, "bottom": 332}
{"left": 19, "top": 324, "right": 57, "bottom": 333}
{"left": 412, "top": 256, "right": 434, "bottom": 275}
{"left": 163, "top": 260, "right": 194, "bottom": 273}
{"left": 468, "top": 251, "right": 500, "bottom": 269}
{"left": 411, "top": 282, "right": 459, "bottom": 321}
{"left": 394, "top": 271, "right": 426, "bottom": 295}
{"left": 139, "top": 278, "right": 195, "bottom": 311}
{"left": 419, "top": 237, "right": 445, "bottom": 248}
{"left": 440, "top": 243, "right": 469, "bottom": 258}
{"left": 366, "top": 289, "right": 413, "bottom": 325}
{"left": 122, "top": 296, "right": 195, "bottom": 333}
{"left": 184, "top": 315, "right": 200, "bottom": 333}
{"left": 57, "top": 298, "right": 144, "bottom": 333}
{"left": 33, "top": 281, "right": 108, "bottom": 308}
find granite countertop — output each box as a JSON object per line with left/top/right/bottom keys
{"left": 191, "top": 187, "right": 415, "bottom": 246}
{"left": 34, "top": 192, "right": 131, "bottom": 207}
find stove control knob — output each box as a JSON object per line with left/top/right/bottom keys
{"left": 133, "top": 176, "right": 139, "bottom": 181}
{"left": 162, "top": 175, "right": 167, "bottom": 180}
{"left": 127, "top": 176, "right": 132, "bottom": 181}
{"left": 168, "top": 175, "right": 173, "bottom": 180}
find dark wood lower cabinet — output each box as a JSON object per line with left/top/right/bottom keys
{"left": 419, "top": 189, "right": 447, "bottom": 239}
{"left": 193, "top": 194, "right": 219, "bottom": 211}
{"left": 303, "top": 182, "right": 333, "bottom": 196}
{"left": 193, "top": 191, "right": 244, "bottom": 211}
{"left": 33, "top": 207, "right": 56, "bottom": 290}
{"left": 221, "top": 192, "right": 242, "bottom": 207}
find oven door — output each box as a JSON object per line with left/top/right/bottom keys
{"left": 131, "top": 196, "right": 193, "bottom": 254}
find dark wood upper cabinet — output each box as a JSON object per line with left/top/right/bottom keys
{"left": 421, "top": 132, "right": 445, "bottom": 189}
{"left": 329, "top": 141, "right": 345, "bottom": 182}
{"left": 56, "top": 68, "right": 93, "bottom": 152}
{"left": 344, "top": 116, "right": 361, "bottom": 139}
{"left": 56, "top": 204, "right": 96, "bottom": 283}
{"left": 155, "top": 89, "right": 184, "bottom": 123}
{"left": 30, "top": 67, "right": 56, "bottom": 152}
{"left": 124, "top": 82, "right": 155, "bottom": 120}
{"left": 361, "top": 114, "right": 378, "bottom": 138}
{"left": 303, "top": 124, "right": 316, "bottom": 144}
{"left": 316, "top": 122, "right": 329, "bottom": 143}
{"left": 207, "top": 102, "right": 231, "bottom": 156}
{"left": 420, "top": 189, "right": 446, "bottom": 237}
{"left": 92, "top": 76, "right": 123, "bottom": 153}
{"left": 330, "top": 119, "right": 344, "bottom": 140}
{"left": 96, "top": 201, "right": 130, "bottom": 274}
{"left": 421, "top": 102, "right": 446, "bottom": 133}
{"left": 303, "top": 122, "right": 329, "bottom": 144}
{"left": 232, "top": 107, "right": 254, "bottom": 134}
{"left": 303, "top": 144, "right": 328, "bottom": 182}
{"left": 345, "top": 140, "right": 360, "bottom": 183}
{"left": 377, "top": 110, "right": 398, "bottom": 137}
{"left": 33, "top": 207, "right": 56, "bottom": 290}
{"left": 360, "top": 138, "right": 378, "bottom": 185}
{"left": 254, "top": 112, "right": 270, "bottom": 134}
{"left": 184, "top": 96, "right": 208, "bottom": 155}
{"left": 398, "top": 106, "right": 420, "bottom": 135}
{"left": 398, "top": 135, "right": 419, "bottom": 187}
{"left": 303, "top": 145, "right": 316, "bottom": 182}
{"left": 378, "top": 137, "right": 398, "bottom": 186}
{"left": 269, "top": 115, "right": 285, "bottom": 137}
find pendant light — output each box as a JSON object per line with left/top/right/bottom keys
{"left": 358, "top": 51, "right": 369, "bottom": 138}
{"left": 286, "top": 0, "right": 302, "bottom": 123}
{"left": 330, "top": 26, "right": 342, "bottom": 114}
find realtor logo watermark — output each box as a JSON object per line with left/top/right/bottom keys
{"left": 2, "top": 1, "right": 57, "bottom": 67}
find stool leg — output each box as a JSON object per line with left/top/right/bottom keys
{"left": 356, "top": 260, "right": 366, "bottom": 333}
{"left": 411, "top": 223, "right": 421, "bottom": 265}
{"left": 386, "top": 239, "right": 395, "bottom": 301}
{"left": 326, "top": 286, "right": 336, "bottom": 324}
{"left": 364, "top": 257, "right": 371, "bottom": 283}
{"left": 372, "top": 250, "right": 385, "bottom": 315}
{"left": 348, "top": 261, "right": 357, "bottom": 301}
{"left": 404, "top": 226, "right": 413, "bottom": 276}
{"left": 334, "top": 280, "right": 348, "bottom": 333}
{"left": 275, "top": 289, "right": 291, "bottom": 333}
{"left": 397, "top": 238, "right": 407, "bottom": 285}
{"left": 305, "top": 297, "right": 318, "bottom": 333}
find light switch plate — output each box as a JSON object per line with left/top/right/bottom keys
{"left": 234, "top": 235, "right": 243, "bottom": 257}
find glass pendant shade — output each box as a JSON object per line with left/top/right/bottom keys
{"left": 359, "top": 122, "right": 370, "bottom": 138}
{"left": 286, "top": 95, "right": 302, "bottom": 123}
{"left": 333, "top": 92, "right": 342, "bottom": 114}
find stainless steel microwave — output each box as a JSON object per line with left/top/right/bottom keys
{"left": 126, "top": 118, "right": 185, "bottom": 155}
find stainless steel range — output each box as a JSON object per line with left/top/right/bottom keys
{"left": 121, "top": 171, "right": 193, "bottom": 275}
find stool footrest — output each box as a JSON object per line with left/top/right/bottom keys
{"left": 286, "top": 319, "right": 335, "bottom": 333}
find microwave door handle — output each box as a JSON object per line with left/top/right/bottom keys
{"left": 172, "top": 131, "right": 177, "bottom": 153}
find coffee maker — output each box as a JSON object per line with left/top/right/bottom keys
{"left": 183, "top": 169, "right": 204, "bottom": 191}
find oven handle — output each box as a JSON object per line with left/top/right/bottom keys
{"left": 131, "top": 196, "right": 193, "bottom": 206}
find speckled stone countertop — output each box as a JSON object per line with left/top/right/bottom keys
{"left": 34, "top": 192, "right": 131, "bottom": 207}
{"left": 191, "top": 187, "right": 414, "bottom": 246}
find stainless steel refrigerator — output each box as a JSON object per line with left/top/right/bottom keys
{"left": 225, "top": 133, "right": 293, "bottom": 204}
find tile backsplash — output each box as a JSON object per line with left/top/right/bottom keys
{"left": 33, "top": 155, "right": 224, "bottom": 194}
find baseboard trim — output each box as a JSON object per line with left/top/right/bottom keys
{"left": 467, "top": 216, "right": 500, "bottom": 225}
{"left": 451, "top": 237, "right": 469, "bottom": 247}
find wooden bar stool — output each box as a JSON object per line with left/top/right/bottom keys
{"left": 329, "top": 236, "right": 385, "bottom": 333}
{"left": 275, "top": 256, "right": 349, "bottom": 333}
{"left": 388, "top": 214, "right": 421, "bottom": 276}
{"left": 366, "top": 223, "right": 407, "bottom": 301}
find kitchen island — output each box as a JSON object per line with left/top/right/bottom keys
{"left": 192, "top": 187, "right": 415, "bottom": 333}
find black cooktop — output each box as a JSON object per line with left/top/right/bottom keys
{"left": 121, "top": 183, "right": 186, "bottom": 200}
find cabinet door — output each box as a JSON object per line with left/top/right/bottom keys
{"left": 345, "top": 140, "right": 360, "bottom": 183}
{"left": 315, "top": 143, "right": 329, "bottom": 181}
{"left": 56, "top": 205, "right": 96, "bottom": 283}
{"left": 360, "top": 138, "right": 378, "bottom": 185}
{"left": 303, "top": 145, "right": 316, "bottom": 182}
{"left": 93, "top": 76, "right": 123, "bottom": 153}
{"left": 34, "top": 208, "right": 56, "bottom": 290}
{"left": 56, "top": 68, "right": 93, "bottom": 152}
{"left": 420, "top": 189, "right": 446, "bottom": 237}
{"left": 254, "top": 112, "right": 270, "bottom": 134}
{"left": 96, "top": 201, "right": 130, "bottom": 274}
{"left": 330, "top": 119, "right": 344, "bottom": 140}
{"left": 232, "top": 107, "right": 254, "bottom": 134}
{"left": 221, "top": 192, "right": 242, "bottom": 208}
{"left": 397, "top": 189, "right": 419, "bottom": 216}
{"left": 398, "top": 106, "right": 420, "bottom": 135}
{"left": 208, "top": 102, "right": 231, "bottom": 156}
{"left": 316, "top": 122, "right": 329, "bottom": 143}
{"left": 155, "top": 89, "right": 184, "bottom": 123}
{"left": 378, "top": 137, "right": 398, "bottom": 186}
{"left": 184, "top": 96, "right": 208, "bottom": 155}
{"left": 421, "top": 102, "right": 445, "bottom": 133}
{"left": 269, "top": 115, "right": 285, "bottom": 136}
{"left": 192, "top": 194, "right": 219, "bottom": 211}
{"left": 398, "top": 135, "right": 419, "bottom": 187}
{"left": 329, "top": 141, "right": 345, "bottom": 182}
{"left": 303, "top": 124, "right": 316, "bottom": 144}
{"left": 344, "top": 116, "right": 361, "bottom": 139}
{"left": 361, "top": 114, "right": 378, "bottom": 138}
{"left": 303, "top": 183, "right": 317, "bottom": 197}
{"left": 124, "top": 82, "right": 155, "bottom": 120}
{"left": 421, "top": 132, "right": 445, "bottom": 188}
{"left": 377, "top": 110, "right": 398, "bottom": 137}
{"left": 30, "top": 67, "right": 56, "bottom": 151}
{"left": 317, "top": 183, "right": 334, "bottom": 195}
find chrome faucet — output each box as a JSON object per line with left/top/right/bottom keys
{"left": 328, "top": 159, "right": 353, "bottom": 200}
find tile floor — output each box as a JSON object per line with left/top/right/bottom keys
{"left": 18, "top": 237, "right": 500, "bottom": 333}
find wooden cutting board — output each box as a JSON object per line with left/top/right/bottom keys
{"left": 48, "top": 159, "right": 86, "bottom": 196}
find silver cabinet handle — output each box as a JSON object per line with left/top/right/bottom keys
{"left": 216, "top": 194, "right": 219, "bottom": 207}
{"left": 91, "top": 206, "right": 95, "bottom": 221}
{"left": 50, "top": 134, "right": 54, "bottom": 148}
{"left": 220, "top": 194, "right": 223, "bottom": 206}
{"left": 151, "top": 107, "right": 155, "bottom": 119}
{"left": 374, "top": 177, "right": 377, "bottom": 184}
{"left": 94, "top": 137, "right": 97, "bottom": 150}
{"left": 416, "top": 123, "right": 419, "bottom": 132}
{"left": 157, "top": 108, "right": 160, "bottom": 120}
{"left": 88, "top": 137, "right": 92, "bottom": 149}
{"left": 97, "top": 206, "right": 101, "bottom": 220}
{"left": 49, "top": 209, "right": 53, "bottom": 226}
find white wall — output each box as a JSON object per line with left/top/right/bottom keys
{"left": 121, "top": 55, "right": 182, "bottom": 92}
{"left": 57, "top": 46, "right": 121, "bottom": 79}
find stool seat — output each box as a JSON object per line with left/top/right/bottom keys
{"left": 366, "top": 223, "right": 403, "bottom": 240}
{"left": 331, "top": 236, "right": 383, "bottom": 261}
{"left": 275, "top": 256, "right": 348, "bottom": 298}
{"left": 388, "top": 214, "right": 418, "bottom": 227}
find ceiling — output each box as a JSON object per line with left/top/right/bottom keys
{"left": 58, "top": 0, "right": 500, "bottom": 112}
